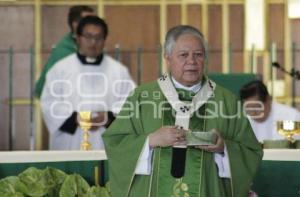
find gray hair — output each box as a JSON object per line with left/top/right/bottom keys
{"left": 164, "top": 25, "right": 208, "bottom": 57}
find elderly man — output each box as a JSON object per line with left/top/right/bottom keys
{"left": 35, "top": 5, "right": 95, "bottom": 98}
{"left": 41, "top": 16, "right": 135, "bottom": 150}
{"left": 103, "top": 25, "right": 262, "bottom": 197}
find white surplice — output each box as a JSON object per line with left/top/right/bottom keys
{"left": 249, "top": 101, "right": 300, "bottom": 142}
{"left": 41, "top": 53, "right": 135, "bottom": 150}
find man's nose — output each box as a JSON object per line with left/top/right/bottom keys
{"left": 89, "top": 38, "right": 97, "bottom": 44}
{"left": 187, "top": 54, "right": 196, "bottom": 64}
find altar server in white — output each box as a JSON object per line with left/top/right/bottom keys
{"left": 41, "top": 16, "right": 135, "bottom": 150}
{"left": 240, "top": 80, "right": 300, "bottom": 142}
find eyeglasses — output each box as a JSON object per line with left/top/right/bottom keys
{"left": 81, "top": 33, "right": 104, "bottom": 43}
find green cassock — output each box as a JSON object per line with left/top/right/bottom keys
{"left": 103, "top": 76, "right": 263, "bottom": 197}
{"left": 35, "top": 32, "right": 77, "bottom": 98}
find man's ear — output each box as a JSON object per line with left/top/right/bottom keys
{"left": 75, "top": 35, "right": 80, "bottom": 45}
{"left": 263, "top": 95, "right": 272, "bottom": 112}
{"left": 267, "top": 95, "right": 273, "bottom": 105}
{"left": 164, "top": 53, "right": 170, "bottom": 65}
{"left": 269, "top": 95, "right": 273, "bottom": 101}
{"left": 164, "top": 54, "right": 172, "bottom": 71}
{"left": 71, "top": 21, "right": 78, "bottom": 33}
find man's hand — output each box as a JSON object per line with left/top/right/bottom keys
{"left": 195, "top": 129, "right": 224, "bottom": 153}
{"left": 77, "top": 112, "right": 108, "bottom": 131}
{"left": 90, "top": 112, "right": 108, "bottom": 131}
{"left": 149, "top": 126, "right": 187, "bottom": 148}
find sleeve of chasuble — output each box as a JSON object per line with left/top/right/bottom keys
{"left": 214, "top": 145, "right": 231, "bottom": 178}
{"left": 134, "top": 137, "right": 153, "bottom": 175}
{"left": 212, "top": 87, "right": 263, "bottom": 197}
{"left": 102, "top": 90, "right": 150, "bottom": 197}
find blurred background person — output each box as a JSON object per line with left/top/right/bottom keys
{"left": 41, "top": 16, "right": 135, "bottom": 150}
{"left": 35, "top": 5, "right": 95, "bottom": 98}
{"left": 240, "top": 80, "right": 300, "bottom": 143}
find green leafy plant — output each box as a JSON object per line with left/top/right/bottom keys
{"left": 0, "top": 176, "right": 25, "bottom": 197}
{"left": 59, "top": 174, "right": 90, "bottom": 197}
{"left": 0, "top": 167, "right": 110, "bottom": 197}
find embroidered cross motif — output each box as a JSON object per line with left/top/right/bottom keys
{"left": 159, "top": 75, "right": 167, "bottom": 81}
{"left": 180, "top": 106, "right": 190, "bottom": 113}
{"left": 208, "top": 80, "right": 213, "bottom": 89}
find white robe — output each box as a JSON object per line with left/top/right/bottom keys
{"left": 41, "top": 54, "right": 135, "bottom": 150}
{"left": 249, "top": 102, "right": 300, "bottom": 142}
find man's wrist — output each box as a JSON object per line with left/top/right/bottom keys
{"left": 148, "top": 133, "right": 157, "bottom": 148}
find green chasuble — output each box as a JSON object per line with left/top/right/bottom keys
{"left": 35, "top": 32, "right": 77, "bottom": 98}
{"left": 103, "top": 76, "right": 263, "bottom": 197}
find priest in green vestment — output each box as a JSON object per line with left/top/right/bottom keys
{"left": 35, "top": 5, "right": 95, "bottom": 98}
{"left": 103, "top": 25, "right": 263, "bottom": 197}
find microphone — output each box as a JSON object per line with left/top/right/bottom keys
{"left": 272, "top": 62, "right": 300, "bottom": 80}
{"left": 291, "top": 68, "right": 300, "bottom": 80}
{"left": 271, "top": 62, "right": 291, "bottom": 75}
{"left": 271, "top": 62, "right": 280, "bottom": 69}
{"left": 170, "top": 147, "right": 187, "bottom": 178}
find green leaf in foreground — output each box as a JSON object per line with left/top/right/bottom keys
{"left": 85, "top": 186, "right": 110, "bottom": 197}
{"left": 0, "top": 176, "right": 25, "bottom": 197}
{"left": 59, "top": 174, "right": 90, "bottom": 197}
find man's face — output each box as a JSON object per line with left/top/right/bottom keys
{"left": 77, "top": 24, "right": 105, "bottom": 58}
{"left": 165, "top": 33, "right": 205, "bottom": 86}
{"left": 243, "top": 95, "right": 271, "bottom": 122}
